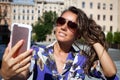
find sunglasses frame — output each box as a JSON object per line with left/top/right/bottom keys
{"left": 56, "top": 17, "right": 78, "bottom": 33}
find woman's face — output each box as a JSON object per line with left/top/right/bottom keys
{"left": 55, "top": 11, "right": 78, "bottom": 44}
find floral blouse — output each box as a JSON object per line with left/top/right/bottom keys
{"left": 30, "top": 41, "right": 119, "bottom": 80}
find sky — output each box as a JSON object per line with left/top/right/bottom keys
{"left": 12, "top": 0, "right": 34, "bottom": 5}
{"left": 13, "top": 0, "right": 64, "bottom": 3}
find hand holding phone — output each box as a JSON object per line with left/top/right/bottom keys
{"left": 10, "top": 23, "right": 32, "bottom": 58}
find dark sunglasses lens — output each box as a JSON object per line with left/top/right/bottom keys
{"left": 56, "top": 17, "right": 66, "bottom": 26}
{"left": 68, "top": 21, "right": 78, "bottom": 30}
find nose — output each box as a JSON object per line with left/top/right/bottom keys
{"left": 61, "top": 21, "right": 68, "bottom": 30}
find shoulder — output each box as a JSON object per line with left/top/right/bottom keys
{"left": 31, "top": 41, "right": 56, "bottom": 58}
{"left": 31, "top": 41, "right": 56, "bottom": 52}
{"left": 32, "top": 45, "right": 45, "bottom": 53}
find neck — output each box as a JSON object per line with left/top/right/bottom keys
{"left": 54, "top": 41, "right": 73, "bottom": 54}
{"left": 53, "top": 41, "right": 73, "bottom": 74}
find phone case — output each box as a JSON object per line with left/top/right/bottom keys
{"left": 10, "top": 23, "right": 32, "bottom": 58}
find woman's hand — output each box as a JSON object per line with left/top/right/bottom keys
{"left": 0, "top": 40, "right": 33, "bottom": 80}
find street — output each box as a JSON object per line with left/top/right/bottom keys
{"left": 85, "top": 48, "right": 120, "bottom": 80}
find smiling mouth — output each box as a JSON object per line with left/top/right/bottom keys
{"left": 59, "top": 32, "right": 66, "bottom": 37}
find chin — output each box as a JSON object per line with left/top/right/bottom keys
{"left": 57, "top": 39, "right": 73, "bottom": 44}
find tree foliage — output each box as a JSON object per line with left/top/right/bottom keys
{"left": 106, "top": 32, "right": 113, "bottom": 43}
{"left": 33, "top": 11, "right": 58, "bottom": 41}
{"left": 113, "top": 32, "right": 120, "bottom": 44}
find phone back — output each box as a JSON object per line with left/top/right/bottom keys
{"left": 11, "top": 24, "right": 30, "bottom": 57}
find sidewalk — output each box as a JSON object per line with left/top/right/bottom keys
{"left": 85, "top": 61, "right": 120, "bottom": 80}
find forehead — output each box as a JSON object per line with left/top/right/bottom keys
{"left": 61, "top": 11, "right": 77, "bottom": 22}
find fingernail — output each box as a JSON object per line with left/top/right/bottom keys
{"left": 19, "top": 39, "right": 24, "bottom": 44}
{"left": 29, "top": 49, "right": 33, "bottom": 52}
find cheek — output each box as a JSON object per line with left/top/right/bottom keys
{"left": 55, "top": 27, "right": 59, "bottom": 34}
{"left": 67, "top": 31, "right": 77, "bottom": 40}
{"left": 55, "top": 27, "right": 60, "bottom": 36}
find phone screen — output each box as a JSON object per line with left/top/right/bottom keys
{"left": 11, "top": 24, "right": 29, "bottom": 58}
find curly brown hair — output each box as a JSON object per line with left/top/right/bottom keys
{"left": 61, "top": 6, "right": 107, "bottom": 75}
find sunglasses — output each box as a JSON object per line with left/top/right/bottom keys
{"left": 56, "top": 17, "right": 78, "bottom": 32}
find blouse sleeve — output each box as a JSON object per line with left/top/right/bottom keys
{"left": 29, "top": 45, "right": 46, "bottom": 72}
{"left": 29, "top": 45, "right": 39, "bottom": 73}
{"left": 89, "top": 60, "right": 119, "bottom": 80}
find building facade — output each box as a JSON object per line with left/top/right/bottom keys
{"left": 35, "top": 0, "right": 64, "bottom": 17}
{"left": 63, "top": 0, "right": 119, "bottom": 34}
{"left": 0, "top": 0, "right": 120, "bottom": 42}
{"left": 11, "top": 0, "right": 35, "bottom": 26}
{"left": 118, "top": 0, "right": 120, "bottom": 31}
{"left": 0, "top": 0, "right": 11, "bottom": 44}
{"left": 0, "top": 0, "right": 11, "bottom": 26}
{"left": 44, "top": 0, "right": 119, "bottom": 42}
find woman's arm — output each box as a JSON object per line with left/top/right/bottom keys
{"left": 0, "top": 40, "right": 33, "bottom": 80}
{"left": 93, "top": 43, "right": 117, "bottom": 77}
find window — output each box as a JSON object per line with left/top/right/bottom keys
{"left": 49, "top": 38, "right": 51, "bottom": 42}
{"left": 18, "top": 15, "right": 20, "bottom": 20}
{"left": 27, "top": 10, "right": 29, "bottom": 13}
{"left": 110, "top": 15, "right": 113, "bottom": 21}
{"left": 82, "top": 2, "right": 85, "bottom": 8}
{"left": 103, "top": 25, "right": 105, "bottom": 31}
{"left": 97, "top": 15, "right": 100, "bottom": 20}
{"left": 103, "top": 3, "right": 106, "bottom": 10}
{"left": 110, "top": 26, "right": 112, "bottom": 32}
{"left": 13, "top": 9, "right": 16, "bottom": 13}
{"left": 90, "top": 14, "right": 93, "bottom": 19}
{"left": 32, "top": 10, "right": 34, "bottom": 13}
{"left": 23, "top": 16, "right": 24, "bottom": 20}
{"left": 90, "top": 2, "right": 93, "bottom": 9}
{"left": 14, "top": 15, "right": 15, "bottom": 20}
{"left": 23, "top": 9, "right": 25, "bottom": 13}
{"left": 98, "top": 3, "right": 100, "bottom": 9}
{"left": 110, "top": 4, "right": 113, "bottom": 10}
{"left": 32, "top": 16, "right": 34, "bottom": 20}
{"left": 60, "top": 3, "right": 64, "bottom": 5}
{"left": 27, "top": 16, "right": 29, "bottom": 20}
{"left": 38, "top": 10, "right": 40, "bottom": 13}
{"left": 103, "top": 15, "right": 106, "bottom": 21}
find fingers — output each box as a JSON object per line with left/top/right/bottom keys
{"left": 14, "top": 49, "right": 33, "bottom": 64}
{"left": 11, "top": 53, "right": 32, "bottom": 71}
{"left": 6, "top": 40, "right": 24, "bottom": 59}
{"left": 3, "top": 42, "right": 11, "bottom": 59}
{"left": 1, "top": 40, "right": 33, "bottom": 80}
{"left": 8, "top": 49, "right": 33, "bottom": 68}
{"left": 15, "top": 63, "right": 31, "bottom": 75}
{"left": 19, "top": 54, "right": 32, "bottom": 68}
{"left": 3, "top": 46, "right": 9, "bottom": 59}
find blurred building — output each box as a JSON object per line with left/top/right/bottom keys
{"left": 64, "top": 0, "right": 118, "bottom": 34}
{"left": 118, "top": 0, "right": 120, "bottom": 31}
{"left": 34, "top": 0, "right": 64, "bottom": 17}
{"left": 11, "top": 0, "right": 35, "bottom": 26}
{"left": 0, "top": 0, "right": 11, "bottom": 26}
{"left": 0, "top": 0, "right": 11, "bottom": 44}
{"left": 39, "top": 0, "right": 119, "bottom": 42}
{"left": 0, "top": 0, "right": 120, "bottom": 43}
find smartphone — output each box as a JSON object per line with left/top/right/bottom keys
{"left": 10, "top": 23, "right": 32, "bottom": 58}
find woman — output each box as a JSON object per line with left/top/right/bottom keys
{"left": 0, "top": 6, "right": 119, "bottom": 80}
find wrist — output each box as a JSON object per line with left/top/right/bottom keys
{"left": 93, "top": 42, "right": 101, "bottom": 47}
{"left": 0, "top": 68, "right": 10, "bottom": 80}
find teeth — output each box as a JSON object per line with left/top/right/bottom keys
{"left": 59, "top": 32, "right": 66, "bottom": 37}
